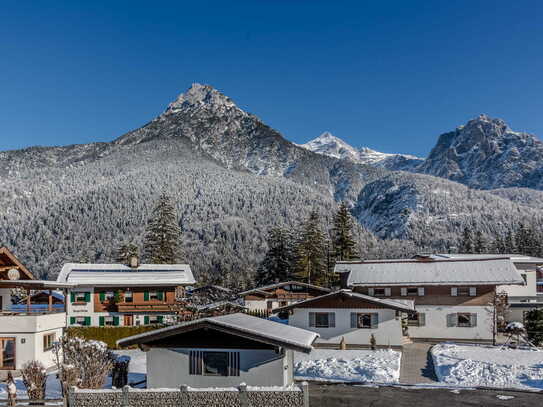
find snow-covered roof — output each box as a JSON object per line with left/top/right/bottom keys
{"left": 195, "top": 301, "right": 247, "bottom": 312}
{"left": 435, "top": 253, "right": 543, "bottom": 264}
{"left": 337, "top": 257, "right": 524, "bottom": 287}
{"left": 239, "top": 281, "right": 331, "bottom": 296}
{"left": 57, "top": 263, "right": 195, "bottom": 286}
{"left": 117, "top": 313, "right": 318, "bottom": 353}
{"left": 273, "top": 289, "right": 415, "bottom": 313}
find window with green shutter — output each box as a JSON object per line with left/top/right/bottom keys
{"left": 84, "top": 317, "right": 91, "bottom": 326}
{"left": 70, "top": 317, "right": 75, "bottom": 325}
{"left": 158, "top": 316, "right": 163, "bottom": 324}
{"left": 70, "top": 293, "right": 75, "bottom": 303}
{"left": 99, "top": 292, "right": 105, "bottom": 302}
{"left": 113, "top": 316, "right": 119, "bottom": 326}
{"left": 144, "top": 316, "right": 149, "bottom": 325}
{"left": 84, "top": 292, "right": 91, "bottom": 302}
{"left": 144, "top": 292, "right": 149, "bottom": 301}
{"left": 157, "top": 291, "right": 164, "bottom": 301}
{"left": 99, "top": 316, "right": 105, "bottom": 326}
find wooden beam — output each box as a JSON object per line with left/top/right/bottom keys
{"left": 26, "top": 288, "right": 31, "bottom": 313}
{"left": 48, "top": 290, "right": 53, "bottom": 312}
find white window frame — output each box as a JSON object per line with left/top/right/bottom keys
{"left": 74, "top": 292, "right": 87, "bottom": 302}
{"left": 124, "top": 291, "right": 133, "bottom": 302}
{"left": 148, "top": 315, "right": 161, "bottom": 324}
{"left": 149, "top": 291, "right": 159, "bottom": 301}
{"left": 75, "top": 316, "right": 86, "bottom": 325}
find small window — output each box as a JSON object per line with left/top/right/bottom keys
{"left": 124, "top": 291, "right": 133, "bottom": 303}
{"left": 105, "top": 291, "right": 115, "bottom": 300}
{"left": 75, "top": 316, "right": 86, "bottom": 325}
{"left": 457, "top": 313, "right": 471, "bottom": 327}
{"left": 373, "top": 288, "right": 386, "bottom": 297}
{"left": 457, "top": 287, "right": 470, "bottom": 296}
{"left": 149, "top": 291, "right": 159, "bottom": 301}
{"left": 203, "top": 351, "right": 229, "bottom": 376}
{"left": 315, "top": 312, "right": 330, "bottom": 328}
{"left": 279, "top": 301, "right": 288, "bottom": 307}
{"left": 74, "top": 292, "right": 87, "bottom": 302}
{"left": 357, "top": 313, "right": 372, "bottom": 328}
{"left": 149, "top": 315, "right": 161, "bottom": 324}
{"left": 406, "top": 287, "right": 418, "bottom": 296}
{"left": 104, "top": 316, "right": 115, "bottom": 326}
{"left": 267, "top": 301, "right": 274, "bottom": 310}
{"left": 287, "top": 284, "right": 305, "bottom": 292}
{"left": 43, "top": 333, "right": 55, "bottom": 351}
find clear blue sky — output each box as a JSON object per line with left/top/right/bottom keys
{"left": 1, "top": 1, "right": 541, "bottom": 156}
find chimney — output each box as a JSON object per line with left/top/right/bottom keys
{"left": 129, "top": 255, "right": 139, "bottom": 268}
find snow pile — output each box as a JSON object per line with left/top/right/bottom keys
{"left": 432, "top": 343, "right": 543, "bottom": 390}
{"left": 505, "top": 322, "right": 525, "bottom": 331}
{"left": 294, "top": 349, "right": 401, "bottom": 383}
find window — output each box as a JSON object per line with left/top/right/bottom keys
{"left": 43, "top": 333, "right": 55, "bottom": 351}
{"left": 309, "top": 312, "right": 335, "bottom": 328}
{"left": 457, "top": 287, "right": 470, "bottom": 296}
{"left": 452, "top": 287, "right": 476, "bottom": 297}
{"left": 279, "top": 301, "right": 288, "bottom": 307}
{"left": 0, "top": 338, "right": 15, "bottom": 369}
{"left": 104, "top": 316, "right": 115, "bottom": 326}
{"left": 73, "top": 292, "right": 88, "bottom": 302}
{"left": 407, "top": 312, "right": 425, "bottom": 327}
{"left": 267, "top": 301, "right": 274, "bottom": 310}
{"left": 286, "top": 284, "right": 305, "bottom": 292}
{"left": 407, "top": 287, "right": 418, "bottom": 296}
{"left": 373, "top": 288, "right": 386, "bottom": 297}
{"left": 350, "top": 313, "right": 378, "bottom": 329}
{"left": 149, "top": 291, "right": 159, "bottom": 301}
{"left": 457, "top": 313, "right": 471, "bottom": 327}
{"left": 105, "top": 291, "right": 115, "bottom": 300}
{"left": 357, "top": 313, "right": 372, "bottom": 328}
{"left": 202, "top": 352, "right": 229, "bottom": 376}
{"left": 148, "top": 315, "right": 162, "bottom": 324}
{"left": 124, "top": 291, "right": 133, "bottom": 303}
{"left": 75, "top": 316, "right": 86, "bottom": 325}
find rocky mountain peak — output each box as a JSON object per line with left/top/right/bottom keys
{"left": 164, "top": 83, "right": 237, "bottom": 114}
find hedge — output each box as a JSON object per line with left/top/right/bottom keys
{"left": 66, "top": 325, "right": 164, "bottom": 349}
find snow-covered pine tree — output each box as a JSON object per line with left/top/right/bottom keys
{"left": 473, "top": 230, "right": 486, "bottom": 254}
{"left": 331, "top": 202, "right": 359, "bottom": 261}
{"left": 115, "top": 242, "right": 139, "bottom": 264}
{"left": 143, "top": 193, "right": 183, "bottom": 263}
{"left": 294, "top": 211, "right": 330, "bottom": 286}
{"left": 459, "top": 226, "right": 474, "bottom": 253}
{"left": 255, "top": 227, "right": 294, "bottom": 285}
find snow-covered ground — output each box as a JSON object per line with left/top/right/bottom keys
{"left": 294, "top": 349, "right": 401, "bottom": 383}
{"left": 0, "top": 349, "right": 147, "bottom": 399}
{"left": 432, "top": 343, "right": 543, "bottom": 391}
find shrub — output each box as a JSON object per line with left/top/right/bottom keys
{"left": 21, "top": 361, "right": 47, "bottom": 400}
{"left": 66, "top": 325, "right": 162, "bottom": 349}
{"left": 525, "top": 309, "right": 543, "bottom": 346}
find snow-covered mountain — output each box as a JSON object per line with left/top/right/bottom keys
{"left": 1, "top": 84, "right": 542, "bottom": 280}
{"left": 418, "top": 114, "right": 543, "bottom": 190}
{"left": 300, "top": 132, "right": 424, "bottom": 171}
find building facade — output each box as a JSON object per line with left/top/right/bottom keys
{"left": 57, "top": 263, "right": 195, "bottom": 327}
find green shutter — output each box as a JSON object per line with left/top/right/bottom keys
{"left": 70, "top": 317, "right": 75, "bottom": 325}
{"left": 70, "top": 293, "right": 75, "bottom": 303}
{"left": 84, "top": 292, "right": 90, "bottom": 302}
{"left": 84, "top": 317, "right": 91, "bottom": 326}
{"left": 158, "top": 291, "right": 164, "bottom": 301}
{"left": 99, "top": 292, "right": 105, "bottom": 302}
{"left": 158, "top": 316, "right": 163, "bottom": 324}
{"left": 144, "top": 316, "right": 149, "bottom": 325}
{"left": 113, "top": 316, "right": 119, "bottom": 326}
{"left": 99, "top": 316, "right": 105, "bottom": 326}
{"left": 144, "top": 291, "right": 149, "bottom": 301}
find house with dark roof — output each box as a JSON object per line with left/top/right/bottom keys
{"left": 57, "top": 262, "right": 195, "bottom": 327}
{"left": 239, "top": 281, "right": 331, "bottom": 312}
{"left": 274, "top": 289, "right": 415, "bottom": 348}
{"left": 335, "top": 256, "right": 524, "bottom": 342}
{"left": 117, "top": 313, "right": 318, "bottom": 388}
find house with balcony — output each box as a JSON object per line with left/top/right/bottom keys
{"left": 0, "top": 247, "right": 69, "bottom": 373}
{"left": 57, "top": 262, "right": 196, "bottom": 327}
{"left": 239, "top": 281, "right": 331, "bottom": 313}
{"left": 335, "top": 256, "right": 524, "bottom": 343}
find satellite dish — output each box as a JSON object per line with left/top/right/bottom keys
{"left": 7, "top": 268, "right": 20, "bottom": 280}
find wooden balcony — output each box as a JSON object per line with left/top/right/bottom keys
{"left": 116, "top": 303, "right": 175, "bottom": 312}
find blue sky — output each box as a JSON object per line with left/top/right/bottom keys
{"left": 1, "top": 1, "right": 541, "bottom": 156}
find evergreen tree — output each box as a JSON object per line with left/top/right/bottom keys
{"left": 515, "top": 223, "right": 530, "bottom": 255}
{"left": 504, "top": 230, "right": 516, "bottom": 253}
{"left": 143, "top": 194, "right": 183, "bottom": 263}
{"left": 294, "top": 211, "right": 329, "bottom": 286}
{"left": 255, "top": 227, "right": 294, "bottom": 286}
{"left": 115, "top": 243, "right": 139, "bottom": 264}
{"left": 331, "top": 202, "right": 359, "bottom": 261}
{"left": 525, "top": 309, "right": 543, "bottom": 346}
{"left": 473, "top": 230, "right": 486, "bottom": 254}
{"left": 459, "top": 226, "right": 473, "bottom": 253}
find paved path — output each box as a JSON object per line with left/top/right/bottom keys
{"left": 399, "top": 343, "right": 438, "bottom": 384}
{"left": 309, "top": 384, "right": 541, "bottom": 407}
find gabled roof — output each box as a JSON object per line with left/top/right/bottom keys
{"left": 117, "top": 313, "right": 318, "bottom": 353}
{"left": 0, "top": 247, "right": 35, "bottom": 280}
{"left": 239, "top": 281, "right": 331, "bottom": 297}
{"left": 336, "top": 257, "right": 524, "bottom": 287}
{"left": 57, "top": 263, "right": 195, "bottom": 286}
{"left": 435, "top": 253, "right": 543, "bottom": 264}
{"left": 273, "top": 289, "right": 415, "bottom": 313}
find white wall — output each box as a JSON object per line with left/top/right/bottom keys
{"left": 498, "top": 271, "right": 537, "bottom": 298}
{"left": 0, "top": 288, "right": 10, "bottom": 311}
{"left": 289, "top": 308, "right": 404, "bottom": 347}
{"left": 147, "top": 347, "right": 289, "bottom": 388}
{"left": 409, "top": 305, "right": 493, "bottom": 341}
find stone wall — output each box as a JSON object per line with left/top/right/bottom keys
{"left": 69, "top": 383, "right": 308, "bottom": 407}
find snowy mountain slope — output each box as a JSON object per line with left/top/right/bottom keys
{"left": 300, "top": 132, "right": 424, "bottom": 171}
{"left": 418, "top": 114, "right": 543, "bottom": 190}
{"left": 1, "top": 84, "right": 542, "bottom": 279}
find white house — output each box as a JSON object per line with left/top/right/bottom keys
{"left": 239, "top": 281, "right": 330, "bottom": 312}
{"left": 57, "top": 263, "right": 195, "bottom": 327}
{"left": 273, "top": 289, "right": 414, "bottom": 348}
{"left": 335, "top": 256, "right": 524, "bottom": 342}
{"left": 117, "top": 313, "right": 318, "bottom": 388}
{"left": 0, "top": 247, "right": 69, "bottom": 373}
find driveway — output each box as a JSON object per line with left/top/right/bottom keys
{"left": 399, "top": 343, "right": 438, "bottom": 384}
{"left": 309, "top": 384, "right": 541, "bottom": 407}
